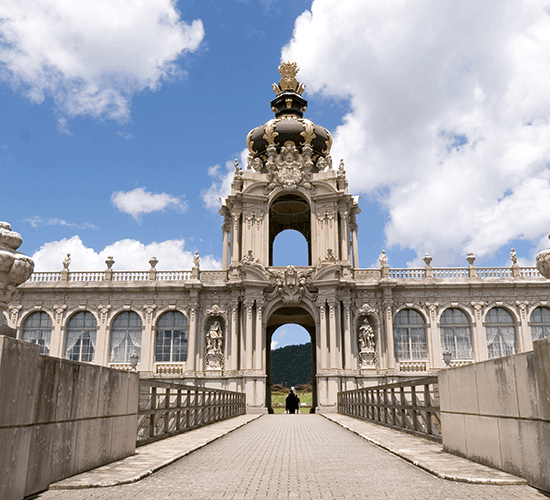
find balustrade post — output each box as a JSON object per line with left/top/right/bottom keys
{"left": 424, "top": 383, "right": 432, "bottom": 436}
{"left": 149, "top": 387, "right": 157, "bottom": 439}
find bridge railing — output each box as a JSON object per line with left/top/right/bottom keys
{"left": 137, "top": 380, "right": 246, "bottom": 446}
{"left": 337, "top": 377, "right": 441, "bottom": 442}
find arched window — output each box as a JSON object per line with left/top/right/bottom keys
{"left": 110, "top": 311, "right": 142, "bottom": 363}
{"left": 486, "top": 307, "right": 516, "bottom": 358}
{"left": 22, "top": 312, "right": 52, "bottom": 355}
{"left": 155, "top": 311, "right": 188, "bottom": 362}
{"left": 394, "top": 309, "right": 427, "bottom": 361}
{"left": 66, "top": 311, "right": 97, "bottom": 362}
{"left": 530, "top": 307, "right": 550, "bottom": 341}
{"left": 440, "top": 309, "right": 472, "bottom": 359}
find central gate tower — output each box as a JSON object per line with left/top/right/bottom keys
{"left": 219, "top": 63, "right": 362, "bottom": 411}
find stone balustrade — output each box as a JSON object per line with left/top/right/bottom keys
{"left": 25, "top": 265, "right": 542, "bottom": 285}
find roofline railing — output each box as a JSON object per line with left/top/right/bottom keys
{"left": 25, "top": 265, "right": 542, "bottom": 284}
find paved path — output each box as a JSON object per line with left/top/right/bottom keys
{"left": 35, "top": 414, "right": 548, "bottom": 499}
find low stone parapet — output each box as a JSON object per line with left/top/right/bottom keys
{"left": 0, "top": 335, "right": 139, "bottom": 500}
{"left": 439, "top": 336, "right": 550, "bottom": 493}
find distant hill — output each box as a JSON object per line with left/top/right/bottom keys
{"left": 271, "top": 343, "right": 312, "bottom": 386}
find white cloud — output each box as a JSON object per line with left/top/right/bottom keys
{"left": 111, "top": 187, "right": 187, "bottom": 220}
{"left": 24, "top": 216, "right": 98, "bottom": 230}
{"left": 271, "top": 340, "right": 279, "bottom": 350}
{"left": 202, "top": 149, "right": 248, "bottom": 210}
{"left": 31, "top": 235, "right": 221, "bottom": 271}
{"left": 0, "top": 0, "right": 204, "bottom": 122}
{"left": 282, "top": 0, "right": 550, "bottom": 265}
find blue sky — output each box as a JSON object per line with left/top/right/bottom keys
{"left": 2, "top": 0, "right": 550, "bottom": 276}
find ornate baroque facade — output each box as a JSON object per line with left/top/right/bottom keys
{"left": 6, "top": 64, "right": 550, "bottom": 412}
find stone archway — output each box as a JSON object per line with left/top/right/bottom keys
{"left": 265, "top": 305, "right": 317, "bottom": 412}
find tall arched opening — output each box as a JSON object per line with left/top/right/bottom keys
{"left": 269, "top": 193, "right": 311, "bottom": 266}
{"left": 265, "top": 305, "right": 317, "bottom": 412}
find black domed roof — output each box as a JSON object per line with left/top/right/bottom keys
{"left": 246, "top": 63, "right": 333, "bottom": 160}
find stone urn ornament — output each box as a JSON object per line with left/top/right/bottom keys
{"left": 536, "top": 233, "right": 550, "bottom": 279}
{"left": 0, "top": 222, "right": 34, "bottom": 332}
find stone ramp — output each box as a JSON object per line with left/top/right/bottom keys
{"left": 322, "top": 413, "right": 527, "bottom": 485}
{"left": 49, "top": 414, "right": 262, "bottom": 489}
{"left": 50, "top": 412, "right": 531, "bottom": 491}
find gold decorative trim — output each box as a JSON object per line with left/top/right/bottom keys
{"left": 263, "top": 119, "right": 279, "bottom": 146}
{"left": 246, "top": 129, "right": 257, "bottom": 155}
{"left": 299, "top": 118, "right": 316, "bottom": 145}
{"left": 322, "top": 127, "right": 333, "bottom": 155}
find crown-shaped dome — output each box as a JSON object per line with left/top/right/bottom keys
{"left": 246, "top": 63, "right": 333, "bottom": 165}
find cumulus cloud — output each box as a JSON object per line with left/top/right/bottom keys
{"left": 24, "top": 216, "right": 98, "bottom": 230}
{"left": 282, "top": 0, "right": 550, "bottom": 265}
{"left": 31, "top": 235, "right": 221, "bottom": 271}
{"left": 0, "top": 0, "right": 204, "bottom": 122}
{"left": 202, "top": 149, "right": 248, "bottom": 210}
{"left": 111, "top": 187, "right": 187, "bottom": 220}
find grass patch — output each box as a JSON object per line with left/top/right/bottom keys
{"left": 271, "top": 391, "right": 312, "bottom": 412}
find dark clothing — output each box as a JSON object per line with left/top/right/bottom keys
{"left": 285, "top": 392, "right": 300, "bottom": 414}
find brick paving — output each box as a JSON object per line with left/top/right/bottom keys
{"left": 34, "top": 414, "right": 549, "bottom": 499}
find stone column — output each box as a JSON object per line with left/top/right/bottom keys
{"left": 426, "top": 302, "right": 441, "bottom": 370}
{"left": 229, "top": 301, "right": 239, "bottom": 372}
{"left": 96, "top": 305, "right": 111, "bottom": 365}
{"left": 244, "top": 298, "right": 254, "bottom": 370}
{"left": 51, "top": 305, "right": 66, "bottom": 358}
{"left": 317, "top": 299, "right": 328, "bottom": 370}
{"left": 471, "top": 301, "right": 488, "bottom": 361}
{"left": 385, "top": 306, "right": 396, "bottom": 371}
{"left": 516, "top": 301, "right": 531, "bottom": 353}
{"left": 187, "top": 304, "right": 198, "bottom": 372}
{"left": 222, "top": 224, "right": 230, "bottom": 270}
{"left": 231, "top": 213, "right": 241, "bottom": 264}
{"left": 342, "top": 300, "right": 352, "bottom": 370}
{"left": 254, "top": 299, "right": 264, "bottom": 372}
{"left": 351, "top": 226, "right": 359, "bottom": 268}
{"left": 340, "top": 211, "right": 349, "bottom": 263}
{"left": 327, "top": 299, "right": 340, "bottom": 370}
{"left": 0, "top": 222, "right": 34, "bottom": 338}
{"left": 141, "top": 305, "right": 156, "bottom": 374}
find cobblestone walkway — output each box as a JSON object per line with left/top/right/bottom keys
{"left": 34, "top": 415, "right": 548, "bottom": 500}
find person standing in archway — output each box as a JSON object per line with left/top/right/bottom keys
{"left": 285, "top": 387, "right": 300, "bottom": 414}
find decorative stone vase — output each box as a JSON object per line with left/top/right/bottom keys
{"left": 0, "top": 222, "right": 34, "bottom": 327}
{"left": 536, "top": 234, "right": 550, "bottom": 279}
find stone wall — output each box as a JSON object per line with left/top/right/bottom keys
{"left": 439, "top": 336, "right": 550, "bottom": 493}
{"left": 0, "top": 335, "right": 139, "bottom": 500}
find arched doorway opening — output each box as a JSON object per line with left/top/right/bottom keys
{"left": 272, "top": 230, "right": 309, "bottom": 266}
{"left": 269, "top": 193, "right": 311, "bottom": 266}
{"left": 265, "top": 305, "right": 317, "bottom": 412}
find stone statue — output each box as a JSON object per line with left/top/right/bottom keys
{"left": 193, "top": 251, "right": 200, "bottom": 269}
{"left": 358, "top": 319, "right": 375, "bottom": 351}
{"left": 207, "top": 320, "right": 223, "bottom": 353}
{"left": 510, "top": 248, "right": 517, "bottom": 265}
{"left": 62, "top": 253, "right": 71, "bottom": 270}
{"left": 379, "top": 250, "right": 387, "bottom": 267}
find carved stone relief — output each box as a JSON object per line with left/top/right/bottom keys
{"left": 266, "top": 265, "right": 315, "bottom": 304}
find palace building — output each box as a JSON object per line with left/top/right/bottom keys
{"left": 6, "top": 63, "right": 550, "bottom": 412}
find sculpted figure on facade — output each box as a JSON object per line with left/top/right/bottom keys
{"left": 379, "top": 250, "right": 387, "bottom": 267}
{"left": 358, "top": 318, "right": 377, "bottom": 368}
{"left": 62, "top": 253, "right": 71, "bottom": 270}
{"left": 510, "top": 248, "right": 518, "bottom": 265}
{"left": 205, "top": 319, "right": 224, "bottom": 371}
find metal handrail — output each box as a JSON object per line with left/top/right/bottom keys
{"left": 337, "top": 376, "right": 441, "bottom": 442}
{"left": 137, "top": 380, "right": 246, "bottom": 446}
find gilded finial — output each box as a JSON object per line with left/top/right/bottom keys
{"left": 272, "top": 62, "right": 306, "bottom": 96}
